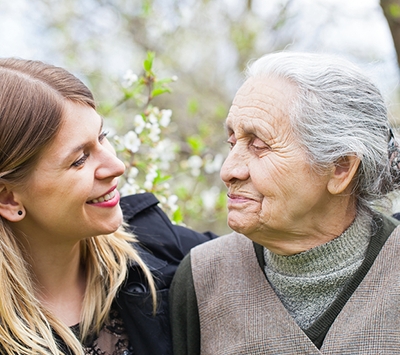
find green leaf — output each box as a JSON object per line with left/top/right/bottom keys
{"left": 143, "top": 51, "right": 155, "bottom": 72}
{"left": 389, "top": 3, "right": 400, "bottom": 18}
{"left": 172, "top": 207, "right": 183, "bottom": 224}
{"left": 156, "top": 77, "right": 174, "bottom": 85}
{"left": 153, "top": 173, "right": 171, "bottom": 185}
{"left": 151, "top": 87, "right": 171, "bottom": 97}
{"left": 141, "top": 0, "right": 153, "bottom": 17}
{"left": 187, "top": 99, "right": 199, "bottom": 115}
{"left": 187, "top": 135, "right": 205, "bottom": 154}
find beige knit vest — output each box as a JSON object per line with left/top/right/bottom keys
{"left": 191, "top": 228, "right": 400, "bottom": 354}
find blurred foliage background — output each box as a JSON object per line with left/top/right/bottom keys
{"left": 1, "top": 0, "right": 400, "bottom": 235}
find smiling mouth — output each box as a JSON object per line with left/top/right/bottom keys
{"left": 87, "top": 190, "right": 116, "bottom": 204}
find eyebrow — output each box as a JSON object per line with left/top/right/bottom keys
{"left": 62, "top": 116, "right": 104, "bottom": 164}
{"left": 224, "top": 121, "right": 257, "bottom": 137}
{"left": 70, "top": 116, "right": 104, "bottom": 153}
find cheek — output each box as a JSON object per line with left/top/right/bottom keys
{"left": 249, "top": 159, "right": 276, "bottom": 193}
{"left": 254, "top": 157, "right": 295, "bottom": 189}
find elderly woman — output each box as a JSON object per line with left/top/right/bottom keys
{"left": 170, "top": 52, "right": 400, "bottom": 354}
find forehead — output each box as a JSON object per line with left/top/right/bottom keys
{"left": 39, "top": 102, "right": 101, "bottom": 163}
{"left": 226, "top": 76, "right": 296, "bottom": 135}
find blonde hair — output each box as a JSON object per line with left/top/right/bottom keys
{"left": 0, "top": 58, "right": 156, "bottom": 354}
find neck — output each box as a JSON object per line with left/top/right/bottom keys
{"left": 252, "top": 195, "right": 358, "bottom": 255}
{"left": 263, "top": 211, "right": 372, "bottom": 328}
{"left": 20, "top": 238, "right": 86, "bottom": 326}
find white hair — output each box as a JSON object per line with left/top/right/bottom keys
{"left": 246, "top": 51, "right": 392, "bottom": 213}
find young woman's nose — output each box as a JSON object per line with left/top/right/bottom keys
{"left": 95, "top": 145, "right": 126, "bottom": 180}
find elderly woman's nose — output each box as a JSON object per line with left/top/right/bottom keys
{"left": 220, "top": 151, "right": 249, "bottom": 183}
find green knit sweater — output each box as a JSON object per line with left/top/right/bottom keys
{"left": 264, "top": 213, "right": 371, "bottom": 329}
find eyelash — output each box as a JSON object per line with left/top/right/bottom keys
{"left": 99, "top": 130, "right": 109, "bottom": 142}
{"left": 71, "top": 131, "right": 109, "bottom": 167}
{"left": 225, "top": 137, "right": 268, "bottom": 153}
{"left": 71, "top": 154, "right": 89, "bottom": 167}
{"left": 226, "top": 133, "right": 235, "bottom": 149}
{"left": 252, "top": 143, "right": 264, "bottom": 150}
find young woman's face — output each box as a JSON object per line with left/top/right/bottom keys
{"left": 12, "top": 101, "right": 126, "bottom": 245}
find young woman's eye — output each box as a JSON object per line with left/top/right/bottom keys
{"left": 71, "top": 153, "right": 89, "bottom": 167}
{"left": 99, "top": 130, "right": 109, "bottom": 143}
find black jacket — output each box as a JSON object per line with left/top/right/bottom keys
{"left": 116, "top": 193, "right": 218, "bottom": 355}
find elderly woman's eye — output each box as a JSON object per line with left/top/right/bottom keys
{"left": 226, "top": 140, "right": 235, "bottom": 149}
{"left": 226, "top": 134, "right": 236, "bottom": 149}
{"left": 253, "top": 143, "right": 266, "bottom": 150}
{"left": 252, "top": 138, "right": 268, "bottom": 151}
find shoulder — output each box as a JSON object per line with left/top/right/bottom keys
{"left": 171, "top": 233, "right": 252, "bottom": 293}
{"left": 121, "top": 193, "right": 218, "bottom": 265}
{"left": 120, "top": 192, "right": 160, "bottom": 218}
{"left": 189, "top": 232, "right": 254, "bottom": 278}
{"left": 191, "top": 231, "right": 251, "bottom": 258}
{"left": 377, "top": 212, "right": 400, "bottom": 242}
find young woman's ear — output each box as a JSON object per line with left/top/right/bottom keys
{"left": 327, "top": 155, "right": 361, "bottom": 195}
{"left": 0, "top": 185, "right": 25, "bottom": 222}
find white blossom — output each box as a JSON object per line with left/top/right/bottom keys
{"left": 201, "top": 186, "right": 220, "bottom": 211}
{"left": 151, "top": 139, "right": 176, "bottom": 169}
{"left": 122, "top": 69, "right": 138, "bottom": 88}
{"left": 187, "top": 155, "right": 203, "bottom": 177}
{"left": 127, "top": 167, "right": 139, "bottom": 179}
{"left": 145, "top": 167, "right": 158, "bottom": 187}
{"left": 167, "top": 194, "right": 179, "bottom": 212}
{"left": 119, "top": 182, "right": 139, "bottom": 196}
{"left": 160, "top": 109, "right": 172, "bottom": 127}
{"left": 143, "top": 180, "right": 153, "bottom": 190}
{"left": 112, "top": 135, "right": 125, "bottom": 152}
{"left": 148, "top": 113, "right": 158, "bottom": 124}
{"left": 133, "top": 115, "right": 145, "bottom": 134}
{"left": 123, "top": 131, "right": 141, "bottom": 153}
{"left": 188, "top": 155, "right": 203, "bottom": 169}
{"left": 204, "top": 153, "right": 224, "bottom": 174}
{"left": 148, "top": 123, "right": 161, "bottom": 142}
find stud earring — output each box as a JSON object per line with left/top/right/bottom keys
{"left": 17, "top": 210, "right": 23, "bottom": 216}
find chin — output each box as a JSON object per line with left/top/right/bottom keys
{"left": 227, "top": 214, "right": 259, "bottom": 237}
{"left": 109, "top": 218, "right": 124, "bottom": 233}
{"left": 100, "top": 213, "right": 123, "bottom": 235}
{"left": 227, "top": 219, "right": 247, "bottom": 235}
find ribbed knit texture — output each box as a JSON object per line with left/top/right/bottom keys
{"left": 264, "top": 213, "right": 372, "bottom": 329}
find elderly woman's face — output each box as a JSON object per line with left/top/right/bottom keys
{"left": 220, "top": 76, "right": 334, "bottom": 248}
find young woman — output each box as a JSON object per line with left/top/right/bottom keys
{"left": 0, "top": 58, "right": 215, "bottom": 355}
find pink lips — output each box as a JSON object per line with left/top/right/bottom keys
{"left": 226, "top": 193, "right": 254, "bottom": 208}
{"left": 227, "top": 193, "right": 252, "bottom": 202}
{"left": 87, "top": 187, "right": 120, "bottom": 207}
{"left": 93, "top": 189, "right": 120, "bottom": 207}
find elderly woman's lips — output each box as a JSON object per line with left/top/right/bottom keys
{"left": 227, "top": 194, "right": 254, "bottom": 203}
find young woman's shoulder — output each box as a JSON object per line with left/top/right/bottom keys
{"left": 120, "top": 192, "right": 218, "bottom": 266}
{"left": 116, "top": 193, "right": 218, "bottom": 355}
